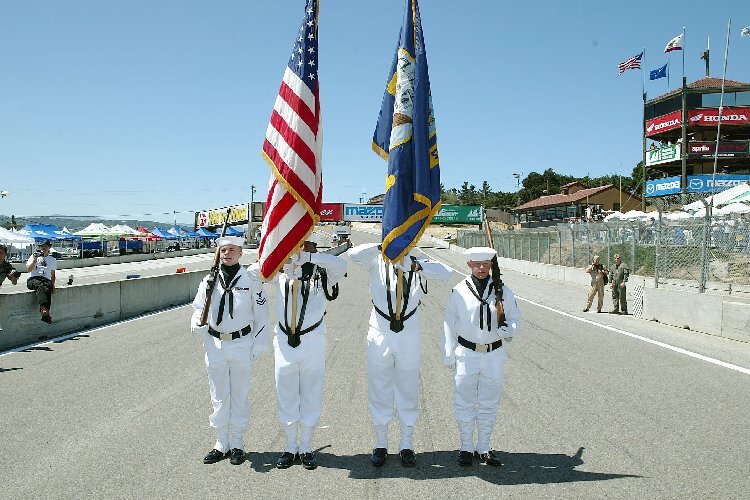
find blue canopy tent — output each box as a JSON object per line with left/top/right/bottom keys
{"left": 151, "top": 227, "right": 179, "bottom": 240}
{"left": 215, "top": 226, "right": 244, "bottom": 237}
{"left": 169, "top": 226, "right": 201, "bottom": 238}
{"left": 196, "top": 228, "right": 219, "bottom": 239}
{"left": 19, "top": 224, "right": 82, "bottom": 241}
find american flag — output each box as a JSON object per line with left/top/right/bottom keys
{"left": 259, "top": 0, "right": 322, "bottom": 280}
{"left": 618, "top": 51, "right": 643, "bottom": 75}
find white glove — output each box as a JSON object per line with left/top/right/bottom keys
{"left": 444, "top": 358, "right": 456, "bottom": 371}
{"left": 298, "top": 251, "right": 312, "bottom": 263}
{"left": 191, "top": 323, "right": 208, "bottom": 335}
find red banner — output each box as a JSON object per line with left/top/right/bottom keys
{"left": 645, "top": 111, "right": 682, "bottom": 136}
{"left": 318, "top": 203, "right": 343, "bottom": 221}
{"left": 688, "top": 107, "right": 750, "bottom": 126}
{"left": 688, "top": 141, "right": 750, "bottom": 158}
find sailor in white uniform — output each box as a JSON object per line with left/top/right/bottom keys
{"left": 190, "top": 236, "right": 270, "bottom": 466}
{"left": 348, "top": 242, "right": 452, "bottom": 467}
{"left": 272, "top": 234, "right": 347, "bottom": 470}
{"left": 443, "top": 246, "right": 521, "bottom": 467}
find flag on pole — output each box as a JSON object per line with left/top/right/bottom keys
{"left": 617, "top": 51, "right": 643, "bottom": 75}
{"left": 741, "top": 26, "right": 750, "bottom": 37}
{"left": 372, "top": 0, "right": 441, "bottom": 263}
{"left": 649, "top": 63, "right": 668, "bottom": 80}
{"left": 259, "top": 0, "right": 322, "bottom": 279}
{"left": 664, "top": 33, "right": 684, "bottom": 52}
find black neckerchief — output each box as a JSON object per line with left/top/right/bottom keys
{"left": 216, "top": 264, "right": 242, "bottom": 325}
{"left": 465, "top": 276, "right": 494, "bottom": 332}
{"left": 384, "top": 261, "right": 414, "bottom": 332}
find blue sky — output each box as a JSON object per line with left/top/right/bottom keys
{"left": 1, "top": 0, "right": 749, "bottom": 225}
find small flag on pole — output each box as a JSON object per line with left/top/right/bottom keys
{"left": 617, "top": 52, "right": 643, "bottom": 75}
{"left": 649, "top": 63, "right": 668, "bottom": 80}
{"left": 372, "top": 0, "right": 441, "bottom": 262}
{"left": 741, "top": 26, "right": 750, "bottom": 37}
{"left": 259, "top": 0, "right": 322, "bottom": 279}
{"left": 664, "top": 33, "right": 684, "bottom": 52}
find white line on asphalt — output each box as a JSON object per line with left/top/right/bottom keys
{"left": 418, "top": 248, "right": 750, "bottom": 376}
{"left": 0, "top": 304, "right": 189, "bottom": 357}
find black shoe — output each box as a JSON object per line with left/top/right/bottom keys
{"left": 277, "top": 452, "right": 296, "bottom": 469}
{"left": 583, "top": 308, "right": 589, "bottom": 312}
{"left": 399, "top": 449, "right": 416, "bottom": 467}
{"left": 300, "top": 452, "right": 317, "bottom": 470}
{"left": 370, "top": 447, "right": 387, "bottom": 467}
{"left": 458, "top": 450, "right": 473, "bottom": 466}
{"left": 477, "top": 450, "right": 502, "bottom": 467}
{"left": 203, "top": 449, "right": 226, "bottom": 464}
{"left": 229, "top": 448, "right": 245, "bottom": 465}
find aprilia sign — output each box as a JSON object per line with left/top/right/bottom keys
{"left": 688, "top": 141, "right": 749, "bottom": 158}
{"left": 645, "top": 111, "right": 682, "bottom": 136}
{"left": 688, "top": 107, "right": 750, "bottom": 126}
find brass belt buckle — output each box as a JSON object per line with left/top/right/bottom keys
{"left": 476, "top": 343, "right": 488, "bottom": 353}
{"left": 220, "top": 332, "right": 233, "bottom": 341}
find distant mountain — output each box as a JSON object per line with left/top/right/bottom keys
{"left": 0, "top": 214, "right": 194, "bottom": 231}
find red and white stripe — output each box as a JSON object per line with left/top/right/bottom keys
{"left": 259, "top": 67, "right": 322, "bottom": 280}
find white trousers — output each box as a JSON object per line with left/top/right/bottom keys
{"left": 273, "top": 333, "right": 326, "bottom": 428}
{"left": 454, "top": 345, "right": 507, "bottom": 453}
{"left": 204, "top": 334, "right": 253, "bottom": 453}
{"left": 367, "top": 328, "right": 420, "bottom": 427}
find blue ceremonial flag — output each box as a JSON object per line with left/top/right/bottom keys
{"left": 372, "top": 0, "right": 440, "bottom": 263}
{"left": 649, "top": 63, "right": 668, "bottom": 80}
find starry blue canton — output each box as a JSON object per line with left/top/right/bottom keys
{"left": 288, "top": 0, "right": 318, "bottom": 92}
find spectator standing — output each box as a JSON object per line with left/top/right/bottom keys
{"left": 583, "top": 255, "right": 607, "bottom": 313}
{"left": 610, "top": 254, "right": 629, "bottom": 315}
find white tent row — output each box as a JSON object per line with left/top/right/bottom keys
{"left": 75, "top": 223, "right": 141, "bottom": 237}
{"left": 683, "top": 183, "right": 750, "bottom": 212}
{"left": 0, "top": 227, "right": 35, "bottom": 245}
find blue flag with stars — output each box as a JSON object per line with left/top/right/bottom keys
{"left": 372, "top": 0, "right": 440, "bottom": 263}
{"left": 649, "top": 63, "right": 668, "bottom": 80}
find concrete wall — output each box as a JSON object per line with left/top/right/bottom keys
{"left": 0, "top": 243, "right": 351, "bottom": 351}
{"left": 494, "top": 255, "right": 749, "bottom": 342}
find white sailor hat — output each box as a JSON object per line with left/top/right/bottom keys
{"left": 464, "top": 246, "right": 497, "bottom": 261}
{"left": 216, "top": 236, "right": 245, "bottom": 248}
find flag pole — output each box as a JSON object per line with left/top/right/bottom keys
{"left": 710, "top": 18, "right": 732, "bottom": 212}
{"left": 641, "top": 46, "right": 647, "bottom": 211}
{"left": 682, "top": 27, "right": 686, "bottom": 81}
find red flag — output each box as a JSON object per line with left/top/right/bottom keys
{"left": 259, "top": 0, "right": 322, "bottom": 280}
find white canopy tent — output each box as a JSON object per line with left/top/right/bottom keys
{"left": 664, "top": 211, "right": 693, "bottom": 220}
{"left": 75, "top": 223, "right": 113, "bottom": 237}
{"left": 109, "top": 224, "right": 141, "bottom": 236}
{"left": 620, "top": 210, "right": 648, "bottom": 220}
{"left": 603, "top": 211, "right": 624, "bottom": 221}
{"left": 0, "top": 227, "right": 35, "bottom": 245}
{"left": 719, "top": 203, "right": 750, "bottom": 215}
{"left": 683, "top": 183, "right": 750, "bottom": 212}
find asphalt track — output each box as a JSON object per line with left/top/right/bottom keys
{"left": 2, "top": 231, "right": 749, "bottom": 499}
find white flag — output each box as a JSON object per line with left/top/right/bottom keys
{"left": 664, "top": 33, "right": 684, "bottom": 52}
{"left": 741, "top": 26, "right": 750, "bottom": 37}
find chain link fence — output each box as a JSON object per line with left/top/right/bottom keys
{"left": 457, "top": 215, "right": 750, "bottom": 295}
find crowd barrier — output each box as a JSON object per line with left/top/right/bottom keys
{"left": 0, "top": 244, "right": 351, "bottom": 352}
{"left": 493, "top": 255, "right": 750, "bottom": 344}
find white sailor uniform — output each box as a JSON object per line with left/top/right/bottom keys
{"left": 348, "top": 242, "right": 452, "bottom": 451}
{"left": 443, "top": 276, "right": 521, "bottom": 454}
{"left": 190, "top": 262, "right": 270, "bottom": 454}
{"left": 273, "top": 251, "right": 347, "bottom": 454}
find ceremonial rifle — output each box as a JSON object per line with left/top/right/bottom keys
{"left": 199, "top": 207, "right": 233, "bottom": 326}
{"left": 483, "top": 218, "right": 506, "bottom": 327}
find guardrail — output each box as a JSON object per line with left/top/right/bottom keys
{"left": 0, "top": 243, "right": 351, "bottom": 352}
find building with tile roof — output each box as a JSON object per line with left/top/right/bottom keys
{"left": 514, "top": 182, "right": 640, "bottom": 228}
